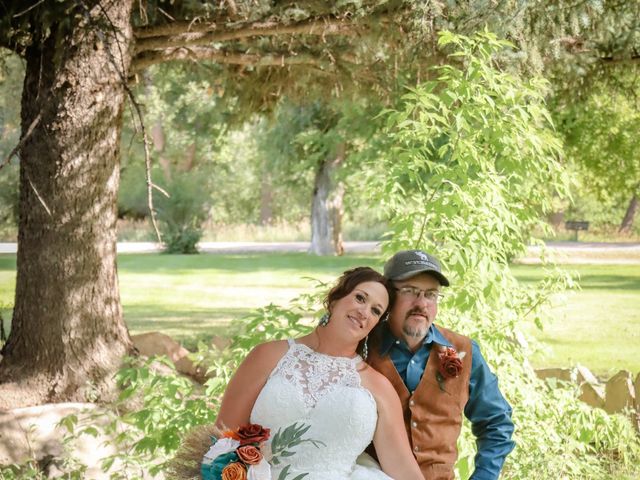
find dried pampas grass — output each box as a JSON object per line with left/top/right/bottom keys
{"left": 166, "top": 423, "right": 222, "bottom": 480}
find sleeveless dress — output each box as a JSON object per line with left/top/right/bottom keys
{"left": 250, "top": 339, "right": 393, "bottom": 480}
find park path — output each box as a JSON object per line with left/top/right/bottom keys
{"left": 0, "top": 240, "right": 639, "bottom": 263}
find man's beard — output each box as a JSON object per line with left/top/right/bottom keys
{"left": 403, "top": 324, "right": 427, "bottom": 339}
{"left": 402, "top": 307, "right": 430, "bottom": 339}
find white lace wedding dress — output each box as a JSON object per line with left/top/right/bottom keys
{"left": 250, "top": 339, "right": 393, "bottom": 480}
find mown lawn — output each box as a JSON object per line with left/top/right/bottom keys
{"left": 1, "top": 253, "right": 638, "bottom": 376}
{"left": 511, "top": 263, "right": 640, "bottom": 377}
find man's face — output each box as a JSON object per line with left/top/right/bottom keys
{"left": 388, "top": 273, "right": 441, "bottom": 344}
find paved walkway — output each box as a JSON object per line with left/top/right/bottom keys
{"left": 0, "top": 241, "right": 381, "bottom": 254}
{"left": 1, "top": 240, "right": 639, "bottom": 263}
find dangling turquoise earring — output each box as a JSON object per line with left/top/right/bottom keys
{"left": 362, "top": 335, "right": 369, "bottom": 360}
{"left": 319, "top": 312, "right": 330, "bottom": 327}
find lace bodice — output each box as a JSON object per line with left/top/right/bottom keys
{"left": 271, "top": 340, "right": 363, "bottom": 409}
{"left": 250, "top": 340, "right": 393, "bottom": 480}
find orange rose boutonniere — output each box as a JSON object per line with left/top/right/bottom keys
{"left": 436, "top": 346, "right": 466, "bottom": 392}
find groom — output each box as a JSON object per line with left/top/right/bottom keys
{"left": 367, "top": 249, "right": 515, "bottom": 480}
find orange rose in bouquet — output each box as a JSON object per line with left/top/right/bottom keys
{"left": 237, "top": 445, "right": 263, "bottom": 465}
{"left": 221, "top": 462, "right": 247, "bottom": 480}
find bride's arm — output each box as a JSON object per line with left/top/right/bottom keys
{"left": 215, "top": 340, "right": 288, "bottom": 430}
{"left": 367, "top": 372, "right": 424, "bottom": 479}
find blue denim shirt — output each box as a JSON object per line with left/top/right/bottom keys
{"left": 379, "top": 323, "right": 515, "bottom": 480}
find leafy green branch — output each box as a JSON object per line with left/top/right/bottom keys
{"left": 271, "top": 423, "right": 326, "bottom": 480}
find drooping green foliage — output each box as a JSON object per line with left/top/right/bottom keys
{"left": 378, "top": 29, "right": 569, "bottom": 262}
{"left": 373, "top": 30, "right": 640, "bottom": 479}
{"left": 4, "top": 0, "right": 640, "bottom": 241}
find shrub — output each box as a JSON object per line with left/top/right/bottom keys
{"left": 155, "top": 171, "right": 212, "bottom": 254}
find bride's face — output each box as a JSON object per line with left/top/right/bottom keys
{"left": 329, "top": 281, "right": 389, "bottom": 338}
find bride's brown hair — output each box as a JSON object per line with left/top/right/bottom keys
{"left": 323, "top": 267, "right": 395, "bottom": 359}
{"left": 324, "top": 266, "right": 395, "bottom": 321}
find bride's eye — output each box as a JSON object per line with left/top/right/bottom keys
{"left": 355, "top": 293, "right": 365, "bottom": 303}
{"left": 372, "top": 307, "right": 382, "bottom": 317}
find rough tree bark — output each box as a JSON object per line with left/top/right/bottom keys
{"left": 309, "top": 143, "right": 345, "bottom": 256}
{"left": 619, "top": 192, "right": 638, "bottom": 234}
{"left": 0, "top": 1, "right": 135, "bottom": 410}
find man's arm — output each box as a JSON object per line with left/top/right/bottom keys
{"left": 465, "top": 341, "right": 515, "bottom": 480}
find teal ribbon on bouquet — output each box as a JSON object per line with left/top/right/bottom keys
{"left": 201, "top": 451, "right": 239, "bottom": 480}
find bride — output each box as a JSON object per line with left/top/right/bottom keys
{"left": 215, "top": 267, "right": 423, "bottom": 480}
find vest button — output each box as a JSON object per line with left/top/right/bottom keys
{"left": 409, "top": 400, "right": 415, "bottom": 406}
{"left": 412, "top": 421, "right": 417, "bottom": 427}
{"left": 414, "top": 446, "right": 420, "bottom": 452}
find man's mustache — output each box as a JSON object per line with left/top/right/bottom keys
{"left": 406, "top": 307, "right": 429, "bottom": 319}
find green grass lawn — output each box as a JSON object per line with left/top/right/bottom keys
{"left": 1, "top": 253, "right": 638, "bottom": 377}
{"left": 511, "top": 264, "right": 640, "bottom": 377}
{"left": 0, "top": 253, "right": 384, "bottom": 345}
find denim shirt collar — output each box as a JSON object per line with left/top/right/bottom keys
{"left": 378, "top": 321, "right": 453, "bottom": 356}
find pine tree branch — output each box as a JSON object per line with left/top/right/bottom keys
{"left": 599, "top": 54, "right": 640, "bottom": 64}
{"left": 133, "top": 15, "right": 354, "bottom": 43}
{"left": 131, "top": 46, "right": 326, "bottom": 74}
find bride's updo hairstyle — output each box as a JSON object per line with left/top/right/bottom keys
{"left": 323, "top": 266, "right": 396, "bottom": 321}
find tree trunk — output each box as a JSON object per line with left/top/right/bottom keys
{"left": 151, "top": 119, "right": 172, "bottom": 182}
{"left": 619, "top": 193, "right": 638, "bottom": 234}
{"left": 0, "top": 1, "right": 135, "bottom": 410}
{"left": 309, "top": 143, "right": 345, "bottom": 256}
{"left": 259, "top": 173, "right": 274, "bottom": 225}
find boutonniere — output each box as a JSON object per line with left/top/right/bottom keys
{"left": 436, "top": 346, "right": 466, "bottom": 392}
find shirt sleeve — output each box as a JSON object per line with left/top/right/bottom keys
{"left": 465, "top": 341, "right": 515, "bottom": 480}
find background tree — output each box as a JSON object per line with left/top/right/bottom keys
{"left": 553, "top": 72, "right": 640, "bottom": 234}
{"left": 255, "top": 100, "right": 380, "bottom": 255}
{"left": 0, "top": 0, "right": 409, "bottom": 409}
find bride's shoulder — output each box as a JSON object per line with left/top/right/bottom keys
{"left": 247, "top": 339, "right": 290, "bottom": 364}
{"left": 358, "top": 365, "right": 398, "bottom": 404}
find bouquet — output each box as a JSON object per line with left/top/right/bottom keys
{"left": 168, "top": 422, "right": 321, "bottom": 480}
{"left": 201, "top": 423, "right": 271, "bottom": 480}
{"left": 167, "top": 423, "right": 270, "bottom": 480}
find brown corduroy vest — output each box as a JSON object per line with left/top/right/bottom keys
{"left": 367, "top": 325, "right": 472, "bottom": 480}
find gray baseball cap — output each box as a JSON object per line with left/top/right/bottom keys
{"left": 383, "top": 249, "right": 450, "bottom": 286}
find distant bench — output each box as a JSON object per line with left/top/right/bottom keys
{"left": 565, "top": 220, "right": 589, "bottom": 240}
